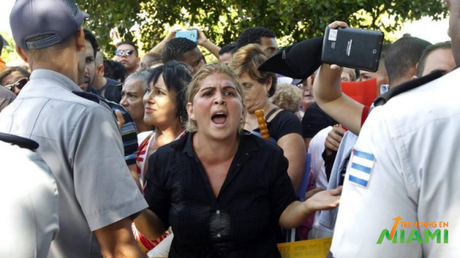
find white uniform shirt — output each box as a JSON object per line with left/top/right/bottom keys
{"left": 0, "top": 141, "right": 59, "bottom": 258}
{"left": 331, "top": 68, "right": 460, "bottom": 257}
{"left": 0, "top": 69, "right": 147, "bottom": 258}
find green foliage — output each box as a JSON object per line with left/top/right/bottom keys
{"left": 76, "top": 0, "right": 448, "bottom": 55}
{"left": 0, "top": 31, "right": 20, "bottom": 64}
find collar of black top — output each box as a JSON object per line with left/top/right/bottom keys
{"left": 0, "top": 132, "right": 39, "bottom": 150}
{"left": 258, "top": 37, "right": 323, "bottom": 79}
{"left": 72, "top": 90, "right": 101, "bottom": 104}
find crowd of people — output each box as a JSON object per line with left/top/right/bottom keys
{"left": 1, "top": 0, "right": 459, "bottom": 257}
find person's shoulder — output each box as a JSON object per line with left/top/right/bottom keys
{"left": 274, "top": 109, "right": 300, "bottom": 122}
{"left": 241, "top": 132, "right": 284, "bottom": 155}
{"left": 70, "top": 91, "right": 114, "bottom": 114}
{"left": 154, "top": 131, "right": 188, "bottom": 158}
{"left": 0, "top": 86, "right": 16, "bottom": 99}
{"left": 105, "top": 78, "right": 122, "bottom": 87}
{"left": 101, "top": 97, "right": 131, "bottom": 117}
{"left": 137, "top": 131, "right": 153, "bottom": 145}
{"left": 304, "top": 101, "right": 320, "bottom": 113}
{"left": 302, "top": 102, "right": 336, "bottom": 124}
{"left": 378, "top": 69, "right": 460, "bottom": 119}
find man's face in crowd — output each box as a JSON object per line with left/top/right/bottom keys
{"left": 341, "top": 71, "right": 351, "bottom": 81}
{"left": 1, "top": 71, "right": 27, "bottom": 95}
{"left": 360, "top": 69, "right": 388, "bottom": 88}
{"left": 140, "top": 54, "right": 157, "bottom": 70}
{"left": 178, "top": 48, "right": 205, "bottom": 75}
{"left": 421, "top": 48, "right": 456, "bottom": 76}
{"left": 115, "top": 44, "right": 139, "bottom": 72}
{"left": 259, "top": 36, "right": 278, "bottom": 57}
{"left": 78, "top": 40, "right": 96, "bottom": 92}
{"left": 446, "top": 0, "right": 460, "bottom": 65}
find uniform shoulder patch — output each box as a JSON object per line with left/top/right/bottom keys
{"left": 348, "top": 148, "right": 375, "bottom": 188}
{"left": 72, "top": 91, "right": 101, "bottom": 104}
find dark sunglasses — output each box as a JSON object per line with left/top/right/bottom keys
{"left": 115, "top": 49, "right": 135, "bottom": 56}
{"left": 4, "top": 78, "right": 28, "bottom": 92}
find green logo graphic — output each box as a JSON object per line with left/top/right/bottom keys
{"left": 377, "top": 217, "right": 449, "bottom": 244}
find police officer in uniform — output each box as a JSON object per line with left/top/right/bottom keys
{"left": 328, "top": 2, "right": 460, "bottom": 256}
{"left": 0, "top": 133, "right": 59, "bottom": 258}
{"left": 0, "top": 0, "right": 147, "bottom": 257}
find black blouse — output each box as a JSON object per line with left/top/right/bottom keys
{"left": 301, "top": 102, "right": 337, "bottom": 139}
{"left": 144, "top": 132, "right": 298, "bottom": 258}
{"left": 254, "top": 109, "right": 303, "bottom": 141}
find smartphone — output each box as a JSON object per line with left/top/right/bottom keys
{"left": 321, "top": 26, "right": 384, "bottom": 72}
{"left": 175, "top": 30, "right": 198, "bottom": 43}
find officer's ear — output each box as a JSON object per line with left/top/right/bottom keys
{"left": 74, "top": 28, "right": 85, "bottom": 53}
{"left": 413, "top": 62, "right": 420, "bottom": 80}
{"left": 16, "top": 45, "right": 28, "bottom": 63}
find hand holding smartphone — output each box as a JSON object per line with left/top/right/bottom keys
{"left": 175, "top": 29, "right": 198, "bottom": 43}
{"left": 321, "top": 26, "right": 384, "bottom": 72}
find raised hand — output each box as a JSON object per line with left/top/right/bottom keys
{"left": 305, "top": 186, "right": 342, "bottom": 211}
{"left": 325, "top": 124, "right": 346, "bottom": 155}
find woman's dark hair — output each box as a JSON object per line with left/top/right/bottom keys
{"left": 148, "top": 61, "right": 193, "bottom": 125}
{"left": 0, "top": 66, "right": 30, "bottom": 85}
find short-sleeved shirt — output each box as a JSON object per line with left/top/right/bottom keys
{"left": 144, "top": 132, "right": 298, "bottom": 258}
{"left": 83, "top": 90, "right": 138, "bottom": 165}
{"left": 0, "top": 140, "right": 59, "bottom": 258}
{"left": 301, "top": 102, "right": 337, "bottom": 139}
{"left": 254, "top": 109, "right": 303, "bottom": 141}
{"left": 0, "top": 69, "right": 147, "bottom": 258}
{"left": 331, "top": 68, "right": 460, "bottom": 257}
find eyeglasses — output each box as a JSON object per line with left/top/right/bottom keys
{"left": 4, "top": 78, "right": 28, "bottom": 92}
{"left": 115, "top": 49, "right": 135, "bottom": 56}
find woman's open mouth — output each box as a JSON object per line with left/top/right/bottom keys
{"left": 211, "top": 112, "right": 228, "bottom": 127}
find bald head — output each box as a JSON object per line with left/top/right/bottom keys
{"left": 93, "top": 51, "right": 107, "bottom": 90}
{"left": 96, "top": 51, "right": 104, "bottom": 67}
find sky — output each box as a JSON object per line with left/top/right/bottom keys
{"left": 0, "top": 0, "right": 451, "bottom": 48}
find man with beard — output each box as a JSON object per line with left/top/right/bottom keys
{"left": 0, "top": 0, "right": 147, "bottom": 257}
{"left": 81, "top": 29, "right": 141, "bottom": 190}
{"left": 92, "top": 51, "right": 123, "bottom": 96}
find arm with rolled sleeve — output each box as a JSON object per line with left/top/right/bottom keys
{"left": 330, "top": 106, "right": 421, "bottom": 258}
{"left": 134, "top": 149, "right": 170, "bottom": 240}
{"left": 69, "top": 105, "right": 147, "bottom": 257}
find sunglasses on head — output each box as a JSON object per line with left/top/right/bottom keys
{"left": 4, "top": 78, "right": 28, "bottom": 92}
{"left": 115, "top": 49, "right": 135, "bottom": 56}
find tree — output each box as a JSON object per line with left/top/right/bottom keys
{"left": 76, "top": 0, "right": 448, "bottom": 55}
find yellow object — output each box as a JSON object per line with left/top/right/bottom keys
{"left": 277, "top": 238, "right": 333, "bottom": 258}
{"left": 255, "top": 109, "right": 270, "bottom": 140}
